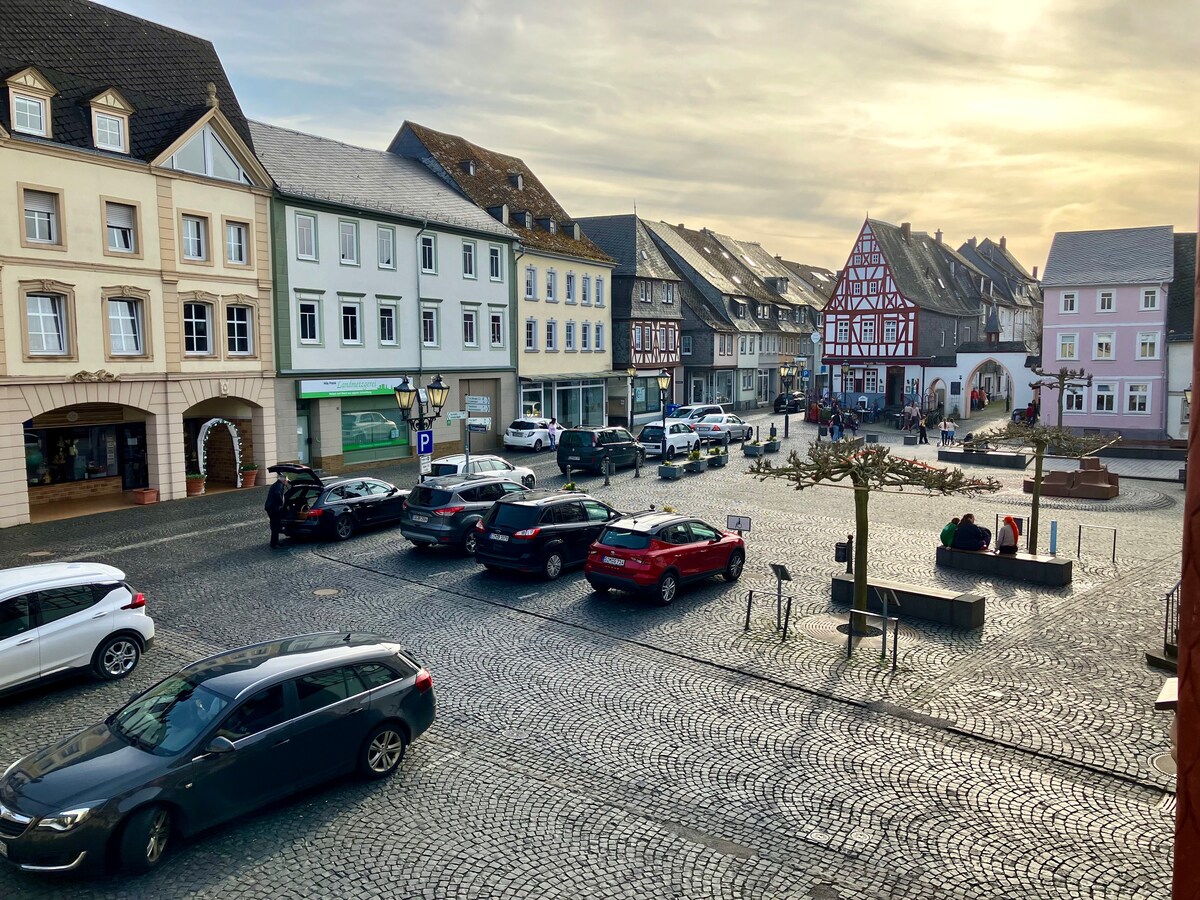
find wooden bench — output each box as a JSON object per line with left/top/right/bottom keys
{"left": 938, "top": 448, "right": 1030, "bottom": 469}
{"left": 935, "top": 545, "right": 1072, "bottom": 586}
{"left": 831, "top": 573, "right": 985, "bottom": 629}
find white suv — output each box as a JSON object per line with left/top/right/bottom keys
{"left": 428, "top": 454, "right": 536, "bottom": 488}
{"left": 0, "top": 563, "right": 154, "bottom": 696}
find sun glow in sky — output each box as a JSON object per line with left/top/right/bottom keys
{"left": 106, "top": 0, "right": 1198, "bottom": 270}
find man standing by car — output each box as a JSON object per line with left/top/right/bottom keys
{"left": 265, "top": 472, "right": 287, "bottom": 548}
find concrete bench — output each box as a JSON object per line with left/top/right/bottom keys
{"left": 935, "top": 545, "right": 1072, "bottom": 586}
{"left": 938, "top": 448, "right": 1030, "bottom": 469}
{"left": 831, "top": 573, "right": 985, "bottom": 629}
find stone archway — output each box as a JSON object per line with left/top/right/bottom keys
{"left": 927, "top": 378, "right": 947, "bottom": 415}
{"left": 197, "top": 417, "right": 244, "bottom": 487}
{"left": 960, "top": 357, "right": 1016, "bottom": 421}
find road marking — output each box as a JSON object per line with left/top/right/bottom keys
{"left": 519, "top": 593, "right": 539, "bottom": 599}
{"left": 58, "top": 520, "right": 259, "bottom": 561}
{"left": 432, "top": 571, "right": 451, "bottom": 577}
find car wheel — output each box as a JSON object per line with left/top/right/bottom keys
{"left": 523, "top": 474, "right": 536, "bottom": 488}
{"left": 462, "top": 529, "right": 479, "bottom": 555}
{"left": 333, "top": 514, "right": 355, "bottom": 541}
{"left": 665, "top": 445, "right": 676, "bottom": 461}
{"left": 656, "top": 571, "right": 679, "bottom": 606}
{"left": 637, "top": 451, "right": 646, "bottom": 467}
{"left": 359, "top": 722, "right": 408, "bottom": 780}
{"left": 118, "top": 805, "right": 171, "bottom": 874}
{"left": 534, "top": 439, "right": 543, "bottom": 452}
{"left": 92, "top": 634, "right": 141, "bottom": 681}
{"left": 558, "top": 465, "right": 568, "bottom": 475}
{"left": 724, "top": 550, "right": 745, "bottom": 582}
{"left": 543, "top": 550, "right": 565, "bottom": 580}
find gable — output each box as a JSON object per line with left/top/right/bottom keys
{"left": 154, "top": 111, "right": 271, "bottom": 188}
{"left": 90, "top": 87, "right": 134, "bottom": 114}
{"left": 6, "top": 66, "right": 55, "bottom": 95}
{"left": 826, "top": 222, "right": 917, "bottom": 314}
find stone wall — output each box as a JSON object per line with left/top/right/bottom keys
{"left": 28, "top": 476, "right": 124, "bottom": 506}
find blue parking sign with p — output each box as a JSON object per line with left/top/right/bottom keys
{"left": 416, "top": 429, "right": 434, "bottom": 455}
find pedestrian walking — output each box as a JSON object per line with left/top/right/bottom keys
{"left": 265, "top": 472, "right": 287, "bottom": 548}
{"left": 938, "top": 418, "right": 951, "bottom": 446}
{"left": 830, "top": 409, "right": 843, "bottom": 441}
{"left": 918, "top": 413, "right": 929, "bottom": 444}
{"left": 548, "top": 417, "right": 558, "bottom": 450}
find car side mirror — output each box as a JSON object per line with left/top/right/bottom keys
{"left": 205, "top": 736, "right": 235, "bottom": 755}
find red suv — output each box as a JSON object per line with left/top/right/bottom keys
{"left": 585, "top": 512, "right": 746, "bottom": 605}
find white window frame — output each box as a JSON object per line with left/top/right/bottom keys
{"left": 1126, "top": 382, "right": 1150, "bottom": 414}
{"left": 341, "top": 301, "right": 362, "bottom": 345}
{"left": 421, "top": 307, "right": 439, "bottom": 347}
{"left": 581, "top": 321, "right": 591, "bottom": 351}
{"left": 377, "top": 226, "right": 396, "bottom": 269}
{"left": 1092, "top": 332, "right": 1114, "bottom": 361}
{"left": 462, "top": 308, "right": 478, "bottom": 347}
{"left": 545, "top": 320, "right": 558, "bottom": 351}
{"left": 1057, "top": 332, "right": 1078, "bottom": 360}
{"left": 836, "top": 320, "right": 849, "bottom": 342}
{"left": 105, "top": 201, "right": 136, "bottom": 254}
{"left": 295, "top": 213, "right": 317, "bottom": 261}
{"left": 595, "top": 277, "right": 604, "bottom": 307}
{"left": 420, "top": 234, "right": 437, "bottom": 274}
{"left": 338, "top": 220, "right": 359, "bottom": 266}
{"left": 26, "top": 293, "right": 67, "bottom": 355}
{"left": 1065, "top": 388, "right": 1087, "bottom": 413}
{"left": 525, "top": 266, "right": 537, "bottom": 300}
{"left": 1094, "top": 382, "right": 1116, "bottom": 413}
{"left": 861, "top": 319, "right": 876, "bottom": 343}
{"left": 107, "top": 297, "right": 143, "bottom": 356}
{"left": 525, "top": 318, "right": 538, "bottom": 351}
{"left": 378, "top": 304, "right": 398, "bottom": 346}
{"left": 1141, "top": 288, "right": 1159, "bottom": 311}
{"left": 864, "top": 369, "right": 878, "bottom": 393}
{"left": 1060, "top": 291, "right": 1077, "bottom": 314}
{"left": 297, "top": 298, "right": 321, "bottom": 345}
{"left": 225, "top": 220, "right": 249, "bottom": 265}
{"left": 93, "top": 111, "right": 126, "bottom": 152}
{"left": 664, "top": 283, "right": 675, "bottom": 305}
{"left": 183, "top": 301, "right": 213, "bottom": 355}
{"left": 182, "top": 215, "right": 208, "bottom": 261}
{"left": 1097, "top": 290, "right": 1114, "bottom": 313}
{"left": 883, "top": 320, "right": 897, "bottom": 343}
{"left": 462, "top": 241, "right": 476, "bottom": 279}
{"left": 490, "top": 311, "right": 504, "bottom": 348}
{"left": 23, "top": 189, "right": 59, "bottom": 244}
{"left": 226, "top": 304, "right": 253, "bottom": 355}
{"left": 682, "top": 334, "right": 693, "bottom": 356}
{"left": 1137, "top": 331, "right": 1159, "bottom": 360}
{"left": 546, "top": 269, "right": 557, "bottom": 302}
{"left": 12, "top": 93, "right": 46, "bottom": 136}
{"left": 565, "top": 321, "right": 576, "bottom": 351}
{"left": 489, "top": 245, "right": 503, "bottom": 281}
{"left": 565, "top": 273, "right": 576, "bottom": 304}
{"left": 595, "top": 323, "right": 605, "bottom": 351}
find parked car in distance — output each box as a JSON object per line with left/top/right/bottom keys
{"left": 0, "top": 632, "right": 434, "bottom": 875}
{"left": 0, "top": 563, "right": 154, "bottom": 697}
{"left": 341, "top": 411, "right": 400, "bottom": 444}
{"left": 585, "top": 513, "right": 746, "bottom": 605}
{"left": 773, "top": 392, "right": 806, "bottom": 414}
{"left": 692, "top": 413, "right": 754, "bottom": 443}
{"left": 637, "top": 422, "right": 700, "bottom": 460}
{"left": 268, "top": 464, "right": 409, "bottom": 542}
{"left": 428, "top": 454, "right": 536, "bottom": 488}
{"left": 664, "top": 404, "right": 724, "bottom": 428}
{"left": 400, "top": 474, "right": 530, "bottom": 553}
{"left": 503, "top": 418, "right": 563, "bottom": 453}
{"left": 556, "top": 427, "right": 645, "bottom": 475}
{"left": 474, "top": 490, "right": 621, "bottom": 579}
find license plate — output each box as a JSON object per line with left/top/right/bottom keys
{"left": 491, "top": 533, "right": 510, "bottom": 542}
{"left": 568, "top": 456, "right": 580, "bottom": 461}
{"left": 602, "top": 556, "right": 625, "bottom": 566}
{"left": 411, "top": 514, "right": 429, "bottom": 524}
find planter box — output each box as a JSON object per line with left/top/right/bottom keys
{"left": 764, "top": 440, "right": 781, "bottom": 453}
{"left": 818, "top": 426, "right": 829, "bottom": 438}
{"left": 131, "top": 488, "right": 158, "bottom": 505}
{"left": 683, "top": 458, "right": 708, "bottom": 473}
{"left": 658, "top": 465, "right": 682, "bottom": 480}
{"left": 186, "top": 479, "right": 206, "bottom": 497}
{"left": 903, "top": 434, "right": 919, "bottom": 446}
{"left": 708, "top": 454, "right": 728, "bottom": 468}
{"left": 866, "top": 433, "right": 879, "bottom": 444}
{"left": 241, "top": 469, "right": 259, "bottom": 487}
{"left": 743, "top": 444, "right": 764, "bottom": 457}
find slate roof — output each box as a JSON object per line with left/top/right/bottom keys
{"left": 713, "top": 234, "right": 827, "bottom": 312}
{"left": 1041, "top": 225, "right": 1175, "bottom": 287}
{"left": 576, "top": 215, "right": 678, "bottom": 280}
{"left": 0, "top": 0, "right": 252, "bottom": 160}
{"left": 867, "top": 220, "right": 981, "bottom": 318}
{"left": 1167, "top": 233, "right": 1198, "bottom": 342}
{"left": 248, "top": 121, "right": 515, "bottom": 238}
{"left": 390, "top": 122, "right": 611, "bottom": 265}
{"left": 778, "top": 260, "right": 838, "bottom": 301}
{"left": 956, "top": 239, "right": 1040, "bottom": 309}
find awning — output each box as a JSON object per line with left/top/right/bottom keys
{"left": 519, "top": 370, "right": 629, "bottom": 382}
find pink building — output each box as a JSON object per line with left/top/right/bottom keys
{"left": 1041, "top": 226, "right": 1176, "bottom": 437}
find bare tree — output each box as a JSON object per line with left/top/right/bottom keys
{"left": 1029, "top": 364, "right": 1093, "bottom": 428}
{"left": 751, "top": 444, "right": 1000, "bottom": 616}
{"left": 985, "top": 423, "right": 1120, "bottom": 552}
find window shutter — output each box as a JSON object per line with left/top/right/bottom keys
{"left": 106, "top": 203, "right": 134, "bottom": 229}
{"left": 25, "top": 190, "right": 55, "bottom": 213}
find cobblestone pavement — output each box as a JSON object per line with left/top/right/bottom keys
{"left": 0, "top": 410, "right": 1176, "bottom": 899}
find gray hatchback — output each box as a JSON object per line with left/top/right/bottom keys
{"left": 400, "top": 474, "right": 530, "bottom": 554}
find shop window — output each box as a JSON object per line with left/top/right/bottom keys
{"left": 25, "top": 424, "right": 128, "bottom": 487}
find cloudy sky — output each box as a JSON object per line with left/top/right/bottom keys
{"left": 108, "top": 0, "right": 1198, "bottom": 271}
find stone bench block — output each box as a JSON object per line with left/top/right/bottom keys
{"left": 831, "top": 573, "right": 985, "bottom": 629}
{"left": 935, "top": 544, "right": 1072, "bottom": 586}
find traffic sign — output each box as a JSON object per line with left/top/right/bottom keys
{"left": 415, "top": 429, "right": 434, "bottom": 456}
{"left": 465, "top": 395, "right": 490, "bottom": 413}
{"left": 467, "top": 416, "right": 491, "bottom": 433}
{"left": 446, "top": 411, "right": 467, "bottom": 422}
{"left": 467, "top": 423, "right": 488, "bottom": 433}
{"left": 419, "top": 454, "right": 432, "bottom": 475}
{"left": 727, "top": 514, "right": 752, "bottom": 532}
{"left": 801, "top": 369, "right": 810, "bottom": 379}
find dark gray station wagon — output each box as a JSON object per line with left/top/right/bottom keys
{"left": 0, "top": 633, "right": 434, "bottom": 875}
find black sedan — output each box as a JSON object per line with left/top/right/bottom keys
{"left": 773, "top": 392, "right": 805, "bottom": 414}
{"left": 0, "top": 632, "right": 435, "bottom": 874}
{"left": 269, "top": 463, "right": 408, "bottom": 541}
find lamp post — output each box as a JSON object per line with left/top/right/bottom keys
{"left": 626, "top": 365, "right": 637, "bottom": 430}
{"left": 779, "top": 362, "right": 796, "bottom": 437}
{"left": 394, "top": 374, "right": 450, "bottom": 433}
{"left": 657, "top": 368, "right": 671, "bottom": 448}
{"left": 809, "top": 330, "right": 822, "bottom": 405}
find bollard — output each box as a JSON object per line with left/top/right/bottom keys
{"left": 845, "top": 534, "right": 853, "bottom": 574}
{"left": 1049, "top": 520, "right": 1058, "bottom": 556}
{"left": 603, "top": 457, "right": 612, "bottom": 486}
{"left": 634, "top": 453, "right": 641, "bottom": 478}
{"left": 755, "top": 425, "right": 760, "bottom": 443}
{"left": 566, "top": 465, "right": 572, "bottom": 482}
{"left": 784, "top": 413, "right": 790, "bottom": 439}
{"left": 782, "top": 596, "right": 793, "bottom": 641}
{"left": 769, "top": 422, "right": 778, "bottom": 441}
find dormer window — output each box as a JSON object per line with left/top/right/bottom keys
{"left": 93, "top": 113, "right": 125, "bottom": 152}
{"left": 7, "top": 68, "right": 56, "bottom": 138}
{"left": 461, "top": 159, "right": 476, "bottom": 175}
{"left": 509, "top": 172, "right": 524, "bottom": 189}
{"left": 522, "top": 212, "right": 532, "bottom": 229}
{"left": 13, "top": 94, "right": 47, "bottom": 135}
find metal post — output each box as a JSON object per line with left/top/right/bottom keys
{"left": 784, "top": 413, "right": 789, "bottom": 439}
{"left": 1077, "top": 524, "right": 1082, "bottom": 559}
{"left": 1111, "top": 529, "right": 1117, "bottom": 563}
{"left": 755, "top": 426, "right": 760, "bottom": 442}
{"left": 879, "top": 590, "right": 889, "bottom": 659}
{"left": 566, "top": 465, "right": 573, "bottom": 482}
{"left": 603, "top": 457, "right": 612, "bottom": 486}
{"left": 776, "top": 574, "right": 784, "bottom": 631}
{"left": 782, "top": 596, "right": 793, "bottom": 641}
{"left": 744, "top": 590, "right": 753, "bottom": 632}
{"left": 1049, "top": 520, "right": 1058, "bottom": 555}
{"left": 891, "top": 619, "right": 899, "bottom": 672}
{"left": 845, "top": 534, "right": 853, "bottom": 574}
{"left": 634, "top": 453, "right": 641, "bottom": 478}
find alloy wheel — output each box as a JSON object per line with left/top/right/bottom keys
{"left": 103, "top": 639, "right": 139, "bottom": 676}
{"left": 367, "top": 729, "right": 405, "bottom": 773}
{"left": 659, "top": 573, "right": 678, "bottom": 605}
{"left": 544, "top": 553, "right": 564, "bottom": 579}
{"left": 463, "top": 530, "right": 478, "bottom": 555}
{"left": 146, "top": 809, "right": 170, "bottom": 865}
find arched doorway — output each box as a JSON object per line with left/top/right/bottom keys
{"left": 960, "top": 357, "right": 1017, "bottom": 421}
{"left": 926, "top": 379, "right": 947, "bottom": 415}
{"left": 182, "top": 396, "right": 263, "bottom": 489}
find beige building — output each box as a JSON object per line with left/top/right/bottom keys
{"left": 0, "top": 3, "right": 276, "bottom": 528}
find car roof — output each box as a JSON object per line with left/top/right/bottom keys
{"left": 497, "top": 489, "right": 593, "bottom": 506}
{"left": 607, "top": 512, "right": 690, "bottom": 533}
{"left": 184, "top": 632, "right": 409, "bottom": 701}
{"left": 433, "top": 454, "right": 505, "bottom": 465}
{"left": 0, "top": 562, "right": 126, "bottom": 596}
{"left": 418, "top": 473, "right": 517, "bottom": 488}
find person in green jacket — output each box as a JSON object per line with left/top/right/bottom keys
{"left": 940, "top": 517, "right": 960, "bottom": 547}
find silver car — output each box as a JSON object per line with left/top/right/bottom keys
{"left": 692, "top": 414, "right": 753, "bottom": 443}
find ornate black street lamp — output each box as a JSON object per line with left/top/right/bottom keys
{"left": 657, "top": 368, "right": 672, "bottom": 442}
{"left": 393, "top": 373, "right": 450, "bottom": 431}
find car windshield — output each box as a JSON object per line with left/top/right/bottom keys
{"left": 559, "top": 431, "right": 593, "bottom": 448}
{"left": 411, "top": 487, "right": 453, "bottom": 508}
{"left": 489, "top": 503, "right": 541, "bottom": 528}
{"left": 597, "top": 527, "right": 652, "bottom": 550}
{"left": 110, "top": 675, "right": 231, "bottom": 756}
{"left": 429, "top": 463, "right": 459, "bottom": 477}
{"left": 510, "top": 420, "right": 543, "bottom": 431}
{"left": 638, "top": 426, "right": 663, "bottom": 440}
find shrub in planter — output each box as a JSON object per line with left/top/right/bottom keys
{"left": 764, "top": 439, "right": 781, "bottom": 453}
{"left": 683, "top": 454, "right": 708, "bottom": 473}
{"left": 186, "top": 472, "right": 206, "bottom": 496}
{"left": 240, "top": 462, "right": 259, "bottom": 487}
{"left": 658, "top": 462, "right": 682, "bottom": 480}
{"left": 562, "top": 481, "right": 577, "bottom": 491}
{"left": 743, "top": 441, "right": 764, "bottom": 457}
{"left": 707, "top": 447, "right": 728, "bottom": 467}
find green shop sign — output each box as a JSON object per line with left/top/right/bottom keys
{"left": 298, "top": 379, "right": 398, "bottom": 399}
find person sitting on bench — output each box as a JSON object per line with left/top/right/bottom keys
{"left": 940, "top": 517, "right": 960, "bottom": 547}
{"left": 996, "top": 516, "right": 1020, "bottom": 554}
{"left": 950, "top": 513, "right": 990, "bottom": 551}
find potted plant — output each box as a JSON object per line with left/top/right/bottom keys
{"left": 240, "top": 462, "right": 259, "bottom": 487}
{"left": 131, "top": 487, "right": 158, "bottom": 504}
{"left": 707, "top": 446, "right": 728, "bottom": 468}
{"left": 658, "top": 460, "right": 682, "bottom": 480}
{"left": 562, "top": 481, "right": 577, "bottom": 491}
{"left": 764, "top": 437, "right": 781, "bottom": 453}
{"left": 186, "top": 472, "right": 206, "bottom": 496}
{"left": 743, "top": 440, "right": 764, "bottom": 458}
{"left": 683, "top": 449, "right": 708, "bottom": 473}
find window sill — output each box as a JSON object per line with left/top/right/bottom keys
{"left": 421, "top": 268, "right": 438, "bottom": 276}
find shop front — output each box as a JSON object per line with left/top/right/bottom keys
{"left": 520, "top": 379, "right": 606, "bottom": 428}
{"left": 297, "top": 378, "right": 411, "bottom": 466}
{"left": 23, "top": 404, "right": 149, "bottom": 509}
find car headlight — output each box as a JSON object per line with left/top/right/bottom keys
{"left": 36, "top": 806, "right": 96, "bottom": 832}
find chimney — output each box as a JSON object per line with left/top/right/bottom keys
{"left": 901, "top": 222, "right": 911, "bottom": 243}
{"left": 968, "top": 236, "right": 977, "bottom": 248}
{"left": 571, "top": 223, "right": 581, "bottom": 240}
{"left": 678, "top": 224, "right": 685, "bottom": 229}
{"left": 934, "top": 229, "right": 942, "bottom": 243}
{"left": 1032, "top": 265, "right": 1039, "bottom": 280}
{"left": 1000, "top": 236, "right": 1007, "bottom": 250}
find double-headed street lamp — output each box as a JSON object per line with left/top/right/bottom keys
{"left": 779, "top": 362, "right": 796, "bottom": 395}
{"left": 393, "top": 373, "right": 450, "bottom": 431}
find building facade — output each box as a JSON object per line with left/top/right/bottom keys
{"left": 1, "top": 2, "right": 276, "bottom": 528}
{"left": 391, "top": 123, "right": 616, "bottom": 429}
{"left": 1041, "top": 226, "right": 1175, "bottom": 437}
{"left": 250, "top": 121, "right": 518, "bottom": 468}
{"left": 1166, "top": 233, "right": 1197, "bottom": 440}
